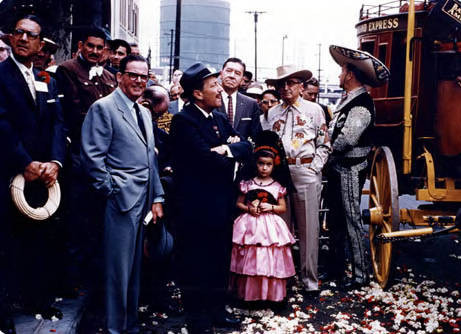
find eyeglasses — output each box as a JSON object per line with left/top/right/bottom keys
{"left": 13, "top": 28, "right": 40, "bottom": 40}
{"left": 261, "top": 99, "right": 279, "bottom": 105}
{"left": 275, "top": 79, "right": 302, "bottom": 89}
{"left": 124, "top": 72, "right": 149, "bottom": 82}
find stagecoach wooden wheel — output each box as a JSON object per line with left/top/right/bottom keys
{"left": 368, "top": 146, "right": 400, "bottom": 288}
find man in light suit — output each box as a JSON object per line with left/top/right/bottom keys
{"left": 218, "top": 57, "right": 262, "bottom": 140}
{"left": 0, "top": 15, "right": 66, "bottom": 326}
{"left": 81, "top": 54, "right": 164, "bottom": 334}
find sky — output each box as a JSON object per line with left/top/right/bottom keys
{"left": 141, "top": 0, "right": 387, "bottom": 84}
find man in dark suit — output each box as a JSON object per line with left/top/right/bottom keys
{"left": 55, "top": 27, "right": 117, "bottom": 293}
{"left": 0, "top": 15, "right": 66, "bottom": 325}
{"left": 218, "top": 57, "right": 262, "bottom": 140}
{"left": 81, "top": 54, "right": 164, "bottom": 334}
{"left": 170, "top": 63, "right": 252, "bottom": 333}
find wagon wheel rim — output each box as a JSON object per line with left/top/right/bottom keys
{"left": 369, "top": 146, "right": 399, "bottom": 288}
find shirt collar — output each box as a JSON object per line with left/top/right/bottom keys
{"left": 340, "top": 86, "right": 367, "bottom": 107}
{"left": 10, "top": 53, "right": 33, "bottom": 74}
{"left": 116, "top": 87, "right": 137, "bottom": 111}
{"left": 281, "top": 97, "right": 302, "bottom": 111}
{"left": 194, "top": 103, "right": 213, "bottom": 119}
{"left": 221, "top": 90, "right": 237, "bottom": 100}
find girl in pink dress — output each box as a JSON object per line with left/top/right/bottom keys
{"left": 229, "top": 144, "right": 296, "bottom": 302}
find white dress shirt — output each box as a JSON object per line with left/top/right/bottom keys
{"left": 11, "top": 53, "right": 36, "bottom": 101}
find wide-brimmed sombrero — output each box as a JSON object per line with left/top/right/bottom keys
{"left": 329, "top": 45, "right": 390, "bottom": 87}
{"left": 265, "top": 64, "right": 312, "bottom": 86}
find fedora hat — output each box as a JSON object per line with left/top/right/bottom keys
{"left": 180, "top": 62, "right": 219, "bottom": 98}
{"left": 329, "top": 45, "right": 390, "bottom": 87}
{"left": 265, "top": 65, "right": 312, "bottom": 86}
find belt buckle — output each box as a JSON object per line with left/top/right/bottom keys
{"left": 296, "top": 157, "right": 301, "bottom": 166}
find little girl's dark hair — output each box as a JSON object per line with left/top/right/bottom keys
{"left": 255, "top": 149, "right": 276, "bottom": 160}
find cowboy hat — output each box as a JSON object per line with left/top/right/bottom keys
{"left": 329, "top": 45, "right": 390, "bottom": 87}
{"left": 265, "top": 64, "right": 312, "bottom": 86}
{"left": 10, "top": 174, "right": 61, "bottom": 221}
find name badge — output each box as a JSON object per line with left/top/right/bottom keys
{"left": 34, "top": 81, "right": 48, "bottom": 93}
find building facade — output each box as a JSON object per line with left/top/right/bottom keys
{"left": 159, "top": 0, "right": 230, "bottom": 71}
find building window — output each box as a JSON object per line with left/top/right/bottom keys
{"left": 120, "top": 0, "right": 127, "bottom": 28}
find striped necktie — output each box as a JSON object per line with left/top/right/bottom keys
{"left": 227, "top": 95, "right": 233, "bottom": 127}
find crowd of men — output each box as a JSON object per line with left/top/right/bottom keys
{"left": 0, "top": 13, "right": 390, "bottom": 334}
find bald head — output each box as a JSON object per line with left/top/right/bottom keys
{"left": 140, "top": 85, "right": 170, "bottom": 120}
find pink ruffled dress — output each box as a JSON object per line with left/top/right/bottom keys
{"left": 229, "top": 179, "right": 296, "bottom": 301}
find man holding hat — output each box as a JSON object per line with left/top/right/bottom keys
{"left": 0, "top": 14, "right": 66, "bottom": 323}
{"left": 170, "top": 63, "right": 251, "bottom": 333}
{"left": 326, "top": 45, "right": 390, "bottom": 289}
{"left": 266, "top": 65, "right": 331, "bottom": 296}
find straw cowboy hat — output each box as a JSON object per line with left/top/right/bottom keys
{"left": 329, "top": 45, "right": 390, "bottom": 87}
{"left": 265, "top": 64, "right": 312, "bottom": 86}
{"left": 10, "top": 174, "right": 61, "bottom": 221}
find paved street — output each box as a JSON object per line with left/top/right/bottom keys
{"left": 13, "top": 194, "right": 461, "bottom": 333}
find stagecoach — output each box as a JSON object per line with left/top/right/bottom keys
{"left": 356, "top": 0, "right": 461, "bottom": 287}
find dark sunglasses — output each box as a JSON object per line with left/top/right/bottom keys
{"left": 275, "top": 79, "right": 302, "bottom": 89}
{"left": 261, "top": 99, "right": 279, "bottom": 105}
{"left": 13, "top": 28, "right": 40, "bottom": 40}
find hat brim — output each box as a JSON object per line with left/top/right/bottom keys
{"left": 329, "top": 45, "right": 390, "bottom": 87}
{"left": 265, "top": 69, "right": 312, "bottom": 86}
{"left": 181, "top": 71, "right": 220, "bottom": 99}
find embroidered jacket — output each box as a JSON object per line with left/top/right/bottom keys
{"left": 268, "top": 97, "right": 331, "bottom": 174}
{"left": 328, "top": 86, "right": 375, "bottom": 165}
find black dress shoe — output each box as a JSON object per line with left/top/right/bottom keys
{"left": 213, "top": 314, "right": 241, "bottom": 328}
{"left": 339, "top": 278, "right": 368, "bottom": 291}
{"left": 303, "top": 290, "right": 320, "bottom": 299}
{"left": 0, "top": 317, "right": 16, "bottom": 334}
{"left": 38, "top": 306, "right": 64, "bottom": 320}
{"left": 318, "top": 272, "right": 340, "bottom": 282}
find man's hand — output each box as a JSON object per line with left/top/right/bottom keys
{"left": 151, "top": 203, "right": 164, "bottom": 224}
{"left": 210, "top": 145, "right": 227, "bottom": 156}
{"left": 24, "top": 161, "right": 44, "bottom": 182}
{"left": 226, "top": 136, "right": 240, "bottom": 144}
{"left": 40, "top": 162, "right": 60, "bottom": 187}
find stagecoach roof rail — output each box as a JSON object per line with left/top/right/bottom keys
{"left": 360, "top": 0, "right": 428, "bottom": 20}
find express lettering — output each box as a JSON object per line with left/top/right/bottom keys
{"left": 368, "top": 18, "right": 399, "bottom": 32}
{"left": 446, "top": 2, "right": 461, "bottom": 21}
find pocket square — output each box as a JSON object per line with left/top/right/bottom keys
{"left": 46, "top": 99, "right": 56, "bottom": 103}
{"left": 241, "top": 117, "right": 252, "bottom": 121}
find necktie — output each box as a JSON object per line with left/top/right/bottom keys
{"left": 227, "top": 95, "right": 233, "bottom": 127}
{"left": 134, "top": 103, "right": 147, "bottom": 141}
{"left": 24, "top": 69, "right": 36, "bottom": 101}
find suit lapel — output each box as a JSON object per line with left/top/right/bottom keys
{"left": 234, "top": 93, "right": 244, "bottom": 129}
{"left": 8, "top": 57, "right": 36, "bottom": 108}
{"left": 115, "top": 90, "right": 147, "bottom": 145}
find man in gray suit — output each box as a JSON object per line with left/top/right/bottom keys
{"left": 81, "top": 54, "right": 164, "bottom": 334}
{"left": 218, "top": 57, "right": 262, "bottom": 140}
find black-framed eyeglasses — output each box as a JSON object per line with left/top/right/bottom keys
{"left": 275, "top": 79, "right": 302, "bottom": 89}
{"left": 261, "top": 99, "right": 279, "bottom": 105}
{"left": 124, "top": 72, "right": 149, "bottom": 82}
{"left": 13, "top": 28, "right": 40, "bottom": 40}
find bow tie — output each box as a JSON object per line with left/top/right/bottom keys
{"left": 89, "top": 66, "right": 104, "bottom": 80}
